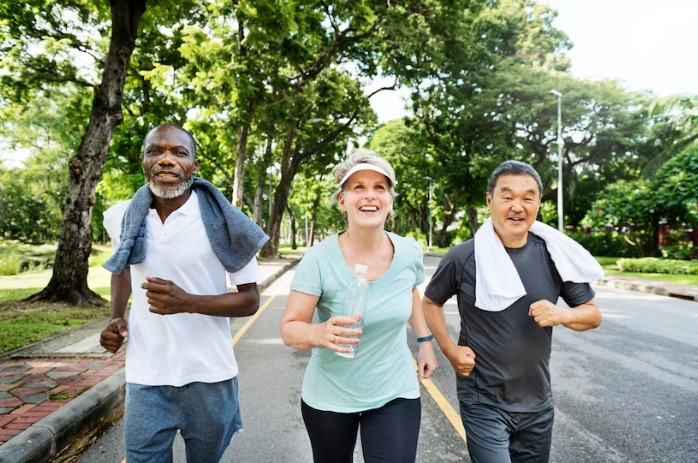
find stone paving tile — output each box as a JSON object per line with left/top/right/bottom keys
{"left": 0, "top": 353, "right": 125, "bottom": 444}
{"left": 0, "top": 397, "right": 21, "bottom": 409}
{"left": 22, "top": 379, "right": 57, "bottom": 388}
{"left": 0, "top": 364, "right": 29, "bottom": 375}
{"left": 20, "top": 393, "right": 50, "bottom": 404}
{"left": 10, "top": 387, "right": 51, "bottom": 397}
{"left": 47, "top": 370, "right": 82, "bottom": 380}
{"left": 10, "top": 404, "right": 36, "bottom": 415}
{"left": 0, "top": 375, "right": 25, "bottom": 385}
{"left": 0, "top": 429, "right": 18, "bottom": 442}
{"left": 0, "top": 415, "right": 15, "bottom": 427}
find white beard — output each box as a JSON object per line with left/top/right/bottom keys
{"left": 149, "top": 177, "right": 194, "bottom": 199}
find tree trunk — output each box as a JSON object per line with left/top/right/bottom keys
{"left": 287, "top": 205, "right": 297, "bottom": 249}
{"left": 436, "top": 198, "right": 455, "bottom": 248}
{"left": 25, "top": 0, "right": 147, "bottom": 307}
{"left": 466, "top": 203, "right": 479, "bottom": 238}
{"left": 253, "top": 181, "right": 264, "bottom": 226}
{"left": 232, "top": 114, "right": 252, "bottom": 208}
{"left": 260, "top": 126, "right": 297, "bottom": 258}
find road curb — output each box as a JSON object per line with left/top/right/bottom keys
{"left": 0, "top": 369, "right": 125, "bottom": 463}
{"left": 595, "top": 278, "right": 698, "bottom": 302}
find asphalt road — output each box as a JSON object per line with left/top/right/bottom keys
{"left": 75, "top": 255, "right": 698, "bottom": 463}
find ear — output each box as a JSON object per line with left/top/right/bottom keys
{"left": 338, "top": 192, "right": 346, "bottom": 212}
{"left": 486, "top": 192, "right": 492, "bottom": 207}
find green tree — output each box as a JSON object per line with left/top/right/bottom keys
{"left": 652, "top": 146, "right": 698, "bottom": 228}
{"left": 0, "top": 0, "right": 147, "bottom": 306}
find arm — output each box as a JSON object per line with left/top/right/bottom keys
{"left": 408, "top": 287, "right": 438, "bottom": 380}
{"left": 142, "top": 277, "right": 261, "bottom": 317}
{"left": 529, "top": 298, "right": 602, "bottom": 331}
{"left": 423, "top": 295, "right": 476, "bottom": 377}
{"left": 100, "top": 268, "right": 132, "bottom": 353}
{"left": 279, "top": 290, "right": 359, "bottom": 353}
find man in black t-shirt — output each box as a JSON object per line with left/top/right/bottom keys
{"left": 423, "top": 160, "right": 602, "bottom": 463}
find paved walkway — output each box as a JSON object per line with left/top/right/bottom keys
{"left": 0, "top": 255, "right": 300, "bottom": 463}
{"left": 0, "top": 256, "right": 695, "bottom": 462}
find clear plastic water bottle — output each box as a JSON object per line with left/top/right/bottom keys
{"left": 336, "top": 264, "right": 368, "bottom": 358}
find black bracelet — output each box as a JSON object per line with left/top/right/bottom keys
{"left": 416, "top": 334, "right": 434, "bottom": 343}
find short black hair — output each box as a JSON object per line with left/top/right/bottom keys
{"left": 488, "top": 160, "right": 543, "bottom": 195}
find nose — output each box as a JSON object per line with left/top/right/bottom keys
{"left": 511, "top": 199, "right": 524, "bottom": 211}
{"left": 157, "top": 150, "right": 175, "bottom": 165}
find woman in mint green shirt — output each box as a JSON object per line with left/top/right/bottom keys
{"left": 280, "top": 148, "right": 438, "bottom": 463}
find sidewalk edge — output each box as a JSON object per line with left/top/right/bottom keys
{"left": 0, "top": 369, "right": 125, "bottom": 463}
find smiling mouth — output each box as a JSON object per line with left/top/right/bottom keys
{"left": 359, "top": 206, "right": 379, "bottom": 212}
{"left": 153, "top": 171, "right": 181, "bottom": 181}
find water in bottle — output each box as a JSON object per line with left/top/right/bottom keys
{"left": 336, "top": 264, "right": 368, "bottom": 358}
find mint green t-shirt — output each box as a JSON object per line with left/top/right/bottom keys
{"left": 291, "top": 231, "right": 426, "bottom": 413}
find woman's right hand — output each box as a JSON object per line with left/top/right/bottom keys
{"left": 317, "top": 316, "right": 361, "bottom": 352}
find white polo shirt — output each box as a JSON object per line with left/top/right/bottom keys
{"left": 103, "top": 191, "right": 262, "bottom": 386}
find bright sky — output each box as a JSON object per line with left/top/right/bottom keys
{"left": 545, "top": 0, "right": 698, "bottom": 97}
{"left": 371, "top": 0, "right": 698, "bottom": 122}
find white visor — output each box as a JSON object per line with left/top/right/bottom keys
{"left": 338, "top": 163, "right": 396, "bottom": 187}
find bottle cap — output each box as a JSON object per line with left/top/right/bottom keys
{"left": 354, "top": 264, "right": 368, "bottom": 275}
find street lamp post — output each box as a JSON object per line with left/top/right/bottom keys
{"left": 550, "top": 89, "right": 564, "bottom": 232}
{"left": 426, "top": 176, "right": 433, "bottom": 250}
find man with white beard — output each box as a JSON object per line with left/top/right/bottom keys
{"left": 100, "top": 123, "right": 268, "bottom": 463}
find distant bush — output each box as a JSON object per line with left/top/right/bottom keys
{"left": 568, "top": 231, "right": 653, "bottom": 258}
{"left": 617, "top": 257, "right": 698, "bottom": 275}
{"left": 0, "top": 241, "right": 111, "bottom": 276}
{"left": 0, "top": 249, "right": 22, "bottom": 275}
{"left": 0, "top": 241, "right": 54, "bottom": 275}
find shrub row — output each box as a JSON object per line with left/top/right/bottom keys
{"left": 616, "top": 257, "right": 698, "bottom": 275}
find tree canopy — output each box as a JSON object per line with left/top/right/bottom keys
{"left": 0, "top": 0, "right": 696, "bottom": 304}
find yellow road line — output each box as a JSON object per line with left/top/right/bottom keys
{"left": 232, "top": 295, "right": 276, "bottom": 346}
{"left": 414, "top": 359, "right": 467, "bottom": 443}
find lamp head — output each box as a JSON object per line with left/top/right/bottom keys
{"left": 550, "top": 89, "right": 562, "bottom": 97}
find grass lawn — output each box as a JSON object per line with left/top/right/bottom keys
{"left": 0, "top": 300, "right": 110, "bottom": 355}
{"left": 0, "top": 265, "right": 111, "bottom": 356}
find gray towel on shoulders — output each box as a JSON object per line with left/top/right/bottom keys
{"left": 103, "top": 177, "right": 269, "bottom": 274}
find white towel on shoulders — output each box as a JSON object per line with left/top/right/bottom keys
{"left": 474, "top": 218, "right": 604, "bottom": 312}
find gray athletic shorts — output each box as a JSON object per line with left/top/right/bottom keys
{"left": 460, "top": 401, "right": 555, "bottom": 463}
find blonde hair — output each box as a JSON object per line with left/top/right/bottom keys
{"left": 332, "top": 148, "right": 397, "bottom": 199}
{"left": 332, "top": 148, "right": 397, "bottom": 219}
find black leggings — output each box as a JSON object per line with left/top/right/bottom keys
{"left": 301, "top": 397, "right": 421, "bottom": 463}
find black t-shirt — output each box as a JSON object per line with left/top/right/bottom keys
{"left": 425, "top": 234, "right": 595, "bottom": 412}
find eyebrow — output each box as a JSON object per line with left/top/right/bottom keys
{"left": 499, "top": 186, "right": 538, "bottom": 196}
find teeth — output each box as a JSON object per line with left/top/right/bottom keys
{"left": 360, "top": 206, "right": 378, "bottom": 211}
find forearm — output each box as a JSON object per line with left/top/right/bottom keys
{"left": 186, "top": 283, "right": 260, "bottom": 317}
{"left": 408, "top": 288, "right": 431, "bottom": 338}
{"left": 563, "top": 302, "right": 602, "bottom": 331}
{"left": 423, "top": 297, "right": 457, "bottom": 354}
{"left": 110, "top": 269, "right": 132, "bottom": 319}
{"left": 280, "top": 320, "right": 323, "bottom": 351}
